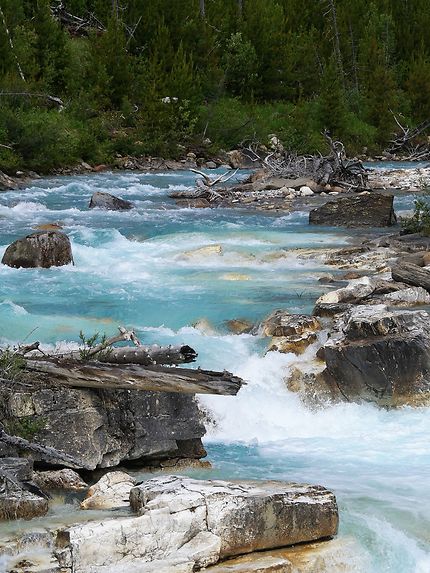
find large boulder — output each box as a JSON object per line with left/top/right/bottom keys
{"left": 309, "top": 193, "right": 396, "bottom": 227}
{"left": 55, "top": 476, "right": 338, "bottom": 572}
{"left": 1, "top": 231, "right": 73, "bottom": 268}
{"left": 0, "top": 382, "right": 206, "bottom": 470}
{"left": 89, "top": 191, "right": 133, "bottom": 211}
{"left": 322, "top": 305, "right": 430, "bottom": 406}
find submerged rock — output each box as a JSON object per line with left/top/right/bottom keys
{"left": 89, "top": 191, "right": 134, "bottom": 211}
{"left": 1, "top": 231, "right": 73, "bottom": 268}
{"left": 56, "top": 475, "right": 338, "bottom": 572}
{"left": 225, "top": 319, "right": 253, "bottom": 335}
{"left": 309, "top": 193, "right": 397, "bottom": 227}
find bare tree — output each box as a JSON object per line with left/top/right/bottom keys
{"left": 322, "top": 0, "right": 344, "bottom": 83}
{"left": 199, "top": 0, "right": 206, "bottom": 18}
{"left": 0, "top": 6, "right": 26, "bottom": 82}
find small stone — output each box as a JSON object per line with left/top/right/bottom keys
{"left": 299, "top": 186, "right": 314, "bottom": 196}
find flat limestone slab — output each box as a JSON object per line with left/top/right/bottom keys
{"left": 56, "top": 476, "right": 338, "bottom": 572}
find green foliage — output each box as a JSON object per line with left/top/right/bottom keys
{"left": 1, "top": 0, "right": 430, "bottom": 164}
{"left": 6, "top": 416, "right": 46, "bottom": 440}
{"left": 222, "top": 33, "right": 258, "bottom": 99}
{"left": 0, "top": 348, "right": 26, "bottom": 382}
{"left": 78, "top": 331, "right": 112, "bottom": 361}
{"left": 401, "top": 179, "right": 430, "bottom": 236}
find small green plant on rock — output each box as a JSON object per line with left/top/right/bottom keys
{"left": 401, "top": 178, "right": 430, "bottom": 236}
{"left": 0, "top": 348, "right": 26, "bottom": 382}
{"left": 6, "top": 416, "right": 46, "bottom": 440}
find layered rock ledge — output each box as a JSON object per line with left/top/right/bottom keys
{"left": 54, "top": 475, "right": 338, "bottom": 572}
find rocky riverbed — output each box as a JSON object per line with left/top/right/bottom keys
{"left": 1, "top": 164, "right": 430, "bottom": 572}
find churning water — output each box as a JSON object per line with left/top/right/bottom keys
{"left": 0, "top": 169, "right": 429, "bottom": 572}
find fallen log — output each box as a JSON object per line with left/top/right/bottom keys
{"left": 391, "top": 262, "right": 430, "bottom": 292}
{"left": 97, "top": 344, "right": 197, "bottom": 366}
{"left": 24, "top": 360, "right": 244, "bottom": 396}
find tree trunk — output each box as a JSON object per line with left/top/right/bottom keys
{"left": 391, "top": 262, "right": 430, "bottom": 292}
{"left": 199, "top": 0, "right": 206, "bottom": 18}
{"left": 24, "top": 359, "right": 244, "bottom": 396}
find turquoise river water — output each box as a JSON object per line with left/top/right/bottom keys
{"left": 0, "top": 169, "right": 429, "bottom": 572}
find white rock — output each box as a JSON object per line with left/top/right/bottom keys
{"left": 299, "top": 186, "right": 314, "bottom": 196}
{"left": 80, "top": 471, "right": 135, "bottom": 510}
{"left": 59, "top": 476, "right": 338, "bottom": 572}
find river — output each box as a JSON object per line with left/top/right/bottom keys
{"left": 0, "top": 169, "right": 429, "bottom": 572}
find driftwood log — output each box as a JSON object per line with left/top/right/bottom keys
{"left": 24, "top": 359, "right": 243, "bottom": 395}
{"left": 391, "top": 262, "right": 430, "bottom": 292}
{"left": 241, "top": 132, "right": 368, "bottom": 191}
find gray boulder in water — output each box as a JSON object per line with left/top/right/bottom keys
{"left": 89, "top": 191, "right": 133, "bottom": 211}
{"left": 309, "top": 193, "right": 397, "bottom": 227}
{"left": 1, "top": 231, "right": 73, "bottom": 268}
{"left": 322, "top": 305, "right": 430, "bottom": 406}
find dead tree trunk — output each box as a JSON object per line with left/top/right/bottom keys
{"left": 0, "top": 6, "right": 26, "bottom": 82}
{"left": 24, "top": 359, "right": 244, "bottom": 396}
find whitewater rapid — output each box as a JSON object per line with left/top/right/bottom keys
{"left": 0, "top": 169, "right": 429, "bottom": 572}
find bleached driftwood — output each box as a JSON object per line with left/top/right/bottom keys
{"left": 24, "top": 359, "right": 243, "bottom": 395}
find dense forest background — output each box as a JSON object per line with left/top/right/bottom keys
{"left": 1, "top": 0, "right": 430, "bottom": 172}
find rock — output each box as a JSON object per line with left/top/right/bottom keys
{"left": 0, "top": 170, "right": 17, "bottom": 190}
{"left": 176, "top": 198, "right": 211, "bottom": 208}
{"left": 89, "top": 191, "right": 133, "bottom": 211}
{"left": 206, "top": 538, "right": 363, "bottom": 573}
{"left": 56, "top": 475, "right": 337, "bottom": 572}
{"left": 181, "top": 244, "right": 223, "bottom": 259}
{"left": 315, "top": 276, "right": 377, "bottom": 305}
{"left": 260, "top": 310, "right": 321, "bottom": 338}
{"left": 260, "top": 311, "right": 321, "bottom": 355}
{"left": 285, "top": 363, "right": 336, "bottom": 407}
{"left": 227, "top": 150, "right": 257, "bottom": 169}
{"left": 225, "top": 319, "right": 253, "bottom": 335}
{"left": 93, "top": 164, "right": 108, "bottom": 172}
{"left": 81, "top": 161, "right": 92, "bottom": 171}
{"left": 322, "top": 305, "right": 430, "bottom": 406}
{"left": 0, "top": 459, "right": 48, "bottom": 521}
{"left": 380, "top": 286, "right": 430, "bottom": 306}
{"left": 81, "top": 471, "right": 135, "bottom": 510}
{"left": 313, "top": 302, "right": 353, "bottom": 317}
{"left": 33, "top": 222, "right": 63, "bottom": 231}
{"left": 299, "top": 186, "right": 314, "bottom": 196}
{"left": 268, "top": 332, "right": 317, "bottom": 354}
{"left": 33, "top": 469, "right": 88, "bottom": 492}
{"left": 309, "top": 193, "right": 397, "bottom": 227}
{"left": 192, "top": 318, "right": 218, "bottom": 335}
{"left": 0, "top": 383, "right": 206, "bottom": 470}
{"left": 206, "top": 161, "right": 217, "bottom": 169}
{"left": 1, "top": 231, "right": 73, "bottom": 269}
{"left": 220, "top": 273, "right": 250, "bottom": 281}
